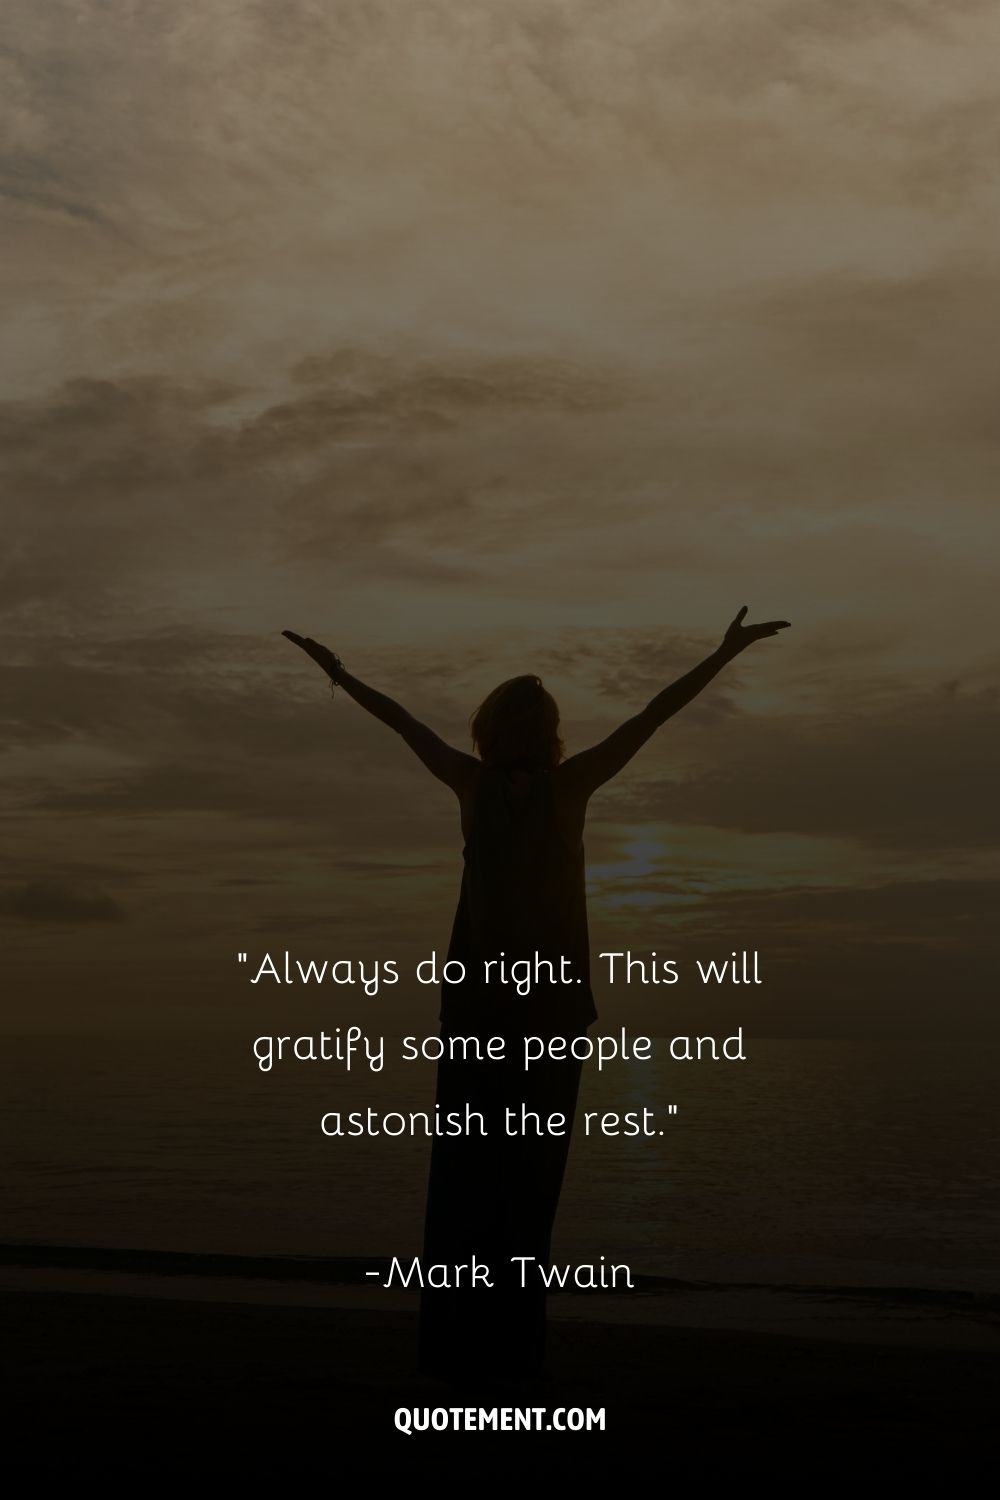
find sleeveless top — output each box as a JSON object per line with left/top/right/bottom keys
{"left": 440, "top": 765, "right": 598, "bottom": 1038}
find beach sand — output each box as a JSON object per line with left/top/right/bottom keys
{"left": 2, "top": 1272, "right": 996, "bottom": 1480}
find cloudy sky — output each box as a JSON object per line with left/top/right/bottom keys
{"left": 3, "top": 1, "right": 998, "bottom": 1035}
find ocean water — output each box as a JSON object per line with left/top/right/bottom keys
{"left": 4, "top": 1033, "right": 997, "bottom": 1304}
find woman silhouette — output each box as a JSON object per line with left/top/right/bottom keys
{"left": 283, "top": 607, "right": 789, "bottom": 1383}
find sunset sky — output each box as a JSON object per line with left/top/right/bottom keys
{"left": 3, "top": 1, "right": 998, "bottom": 1036}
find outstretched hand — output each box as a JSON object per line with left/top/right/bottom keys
{"left": 282, "top": 630, "right": 343, "bottom": 681}
{"left": 720, "top": 606, "right": 791, "bottom": 657}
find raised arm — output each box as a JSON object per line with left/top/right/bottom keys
{"left": 282, "top": 632, "right": 479, "bottom": 796}
{"left": 559, "top": 607, "right": 790, "bottom": 799}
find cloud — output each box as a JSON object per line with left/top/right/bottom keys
{"left": 0, "top": 878, "right": 124, "bottom": 923}
{"left": 601, "top": 683, "right": 1000, "bottom": 851}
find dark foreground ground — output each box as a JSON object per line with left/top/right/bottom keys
{"left": 1, "top": 1286, "right": 996, "bottom": 1480}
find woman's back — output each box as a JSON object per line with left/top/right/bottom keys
{"left": 444, "top": 765, "right": 597, "bottom": 1036}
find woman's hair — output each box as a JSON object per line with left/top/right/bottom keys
{"left": 470, "top": 675, "right": 564, "bottom": 770}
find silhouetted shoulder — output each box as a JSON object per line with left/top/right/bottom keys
{"left": 553, "top": 750, "right": 606, "bottom": 804}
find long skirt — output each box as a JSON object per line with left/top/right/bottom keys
{"left": 417, "top": 1040, "right": 583, "bottom": 1383}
